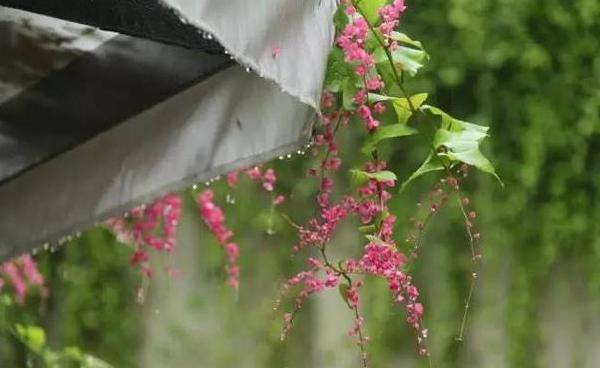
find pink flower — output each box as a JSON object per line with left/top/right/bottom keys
{"left": 2, "top": 262, "right": 27, "bottom": 304}
{"left": 373, "top": 102, "right": 386, "bottom": 114}
{"left": 245, "top": 166, "right": 262, "bottom": 181}
{"left": 353, "top": 90, "right": 367, "bottom": 106}
{"left": 272, "top": 46, "right": 281, "bottom": 59}
{"left": 130, "top": 249, "right": 149, "bottom": 265}
{"left": 321, "top": 91, "right": 334, "bottom": 108}
{"left": 366, "top": 77, "right": 383, "bottom": 91}
{"left": 378, "top": 0, "right": 407, "bottom": 37}
{"left": 225, "top": 242, "right": 240, "bottom": 260}
{"left": 273, "top": 195, "right": 286, "bottom": 206}
{"left": 367, "top": 118, "right": 380, "bottom": 131}
{"left": 198, "top": 190, "right": 240, "bottom": 288}
{"left": 20, "top": 255, "right": 44, "bottom": 286}
{"left": 324, "top": 157, "right": 342, "bottom": 170}
{"left": 262, "top": 168, "right": 277, "bottom": 192}
{"left": 226, "top": 170, "right": 239, "bottom": 187}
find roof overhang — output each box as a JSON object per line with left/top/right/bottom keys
{"left": 0, "top": 1, "right": 335, "bottom": 259}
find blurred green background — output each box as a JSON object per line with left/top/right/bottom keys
{"left": 2, "top": 0, "right": 600, "bottom": 367}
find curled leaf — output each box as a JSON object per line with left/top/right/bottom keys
{"left": 422, "top": 105, "right": 503, "bottom": 185}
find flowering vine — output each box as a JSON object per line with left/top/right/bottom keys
{"left": 197, "top": 189, "right": 240, "bottom": 289}
{"left": 274, "top": 0, "right": 499, "bottom": 366}
{"left": 105, "top": 193, "right": 182, "bottom": 280}
{"left": 0, "top": 255, "right": 47, "bottom": 304}
{"left": 0, "top": 1, "right": 501, "bottom": 366}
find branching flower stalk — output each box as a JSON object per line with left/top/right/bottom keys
{"left": 277, "top": 2, "right": 499, "bottom": 367}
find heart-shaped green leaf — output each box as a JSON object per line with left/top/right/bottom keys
{"left": 362, "top": 124, "right": 417, "bottom": 155}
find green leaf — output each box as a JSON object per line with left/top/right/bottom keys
{"left": 62, "top": 346, "right": 83, "bottom": 359}
{"left": 350, "top": 169, "right": 397, "bottom": 186}
{"left": 421, "top": 105, "right": 488, "bottom": 133}
{"left": 367, "top": 170, "right": 397, "bottom": 182}
{"left": 350, "top": 169, "right": 371, "bottom": 186}
{"left": 399, "top": 153, "right": 445, "bottom": 192}
{"left": 364, "top": 32, "right": 381, "bottom": 52}
{"left": 392, "top": 93, "right": 429, "bottom": 124}
{"left": 342, "top": 77, "right": 360, "bottom": 111}
{"left": 0, "top": 294, "right": 12, "bottom": 306}
{"left": 333, "top": 5, "right": 349, "bottom": 33}
{"left": 366, "top": 93, "right": 396, "bottom": 104}
{"left": 365, "top": 234, "right": 384, "bottom": 244}
{"left": 374, "top": 46, "right": 429, "bottom": 76}
{"left": 324, "top": 48, "right": 354, "bottom": 93}
{"left": 422, "top": 105, "right": 503, "bottom": 184}
{"left": 358, "top": 224, "right": 377, "bottom": 233}
{"left": 81, "top": 355, "right": 114, "bottom": 368}
{"left": 16, "top": 324, "right": 46, "bottom": 353}
{"left": 356, "top": 0, "right": 387, "bottom": 24}
{"left": 389, "top": 32, "right": 424, "bottom": 49}
{"left": 362, "top": 124, "right": 417, "bottom": 155}
{"left": 367, "top": 93, "right": 428, "bottom": 124}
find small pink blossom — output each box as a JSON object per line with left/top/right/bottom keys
{"left": 2, "top": 262, "right": 26, "bottom": 304}
{"left": 273, "top": 195, "right": 286, "bottom": 206}
{"left": 245, "top": 166, "right": 262, "bottom": 181}
{"left": 321, "top": 91, "right": 334, "bottom": 108}
{"left": 373, "top": 102, "right": 386, "bottom": 114}
{"left": 272, "top": 46, "right": 281, "bottom": 59}
{"left": 226, "top": 170, "right": 239, "bottom": 187}
{"left": 262, "top": 169, "right": 277, "bottom": 192}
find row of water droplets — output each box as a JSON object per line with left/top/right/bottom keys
{"left": 26, "top": 143, "right": 312, "bottom": 259}
{"left": 189, "top": 143, "right": 312, "bottom": 190}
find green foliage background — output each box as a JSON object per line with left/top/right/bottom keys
{"left": 2, "top": 1, "right": 600, "bottom": 367}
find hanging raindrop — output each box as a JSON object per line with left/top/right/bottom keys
{"left": 137, "top": 287, "right": 145, "bottom": 305}
{"left": 226, "top": 194, "right": 236, "bottom": 204}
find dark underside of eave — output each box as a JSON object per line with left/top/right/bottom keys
{"left": 0, "top": 0, "right": 224, "bottom": 53}
{"left": 0, "top": 1, "right": 234, "bottom": 185}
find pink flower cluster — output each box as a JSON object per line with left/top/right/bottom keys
{"left": 197, "top": 190, "right": 240, "bottom": 288}
{"left": 337, "top": 10, "right": 373, "bottom": 77}
{"left": 341, "top": 240, "right": 427, "bottom": 354}
{"left": 279, "top": 258, "right": 340, "bottom": 340}
{"left": 0, "top": 255, "right": 47, "bottom": 304}
{"left": 105, "top": 193, "right": 182, "bottom": 278}
{"left": 295, "top": 196, "right": 355, "bottom": 252}
{"left": 228, "top": 166, "right": 284, "bottom": 201}
{"left": 337, "top": 6, "right": 387, "bottom": 132}
{"left": 228, "top": 166, "right": 278, "bottom": 193}
{"left": 378, "top": 0, "right": 407, "bottom": 38}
